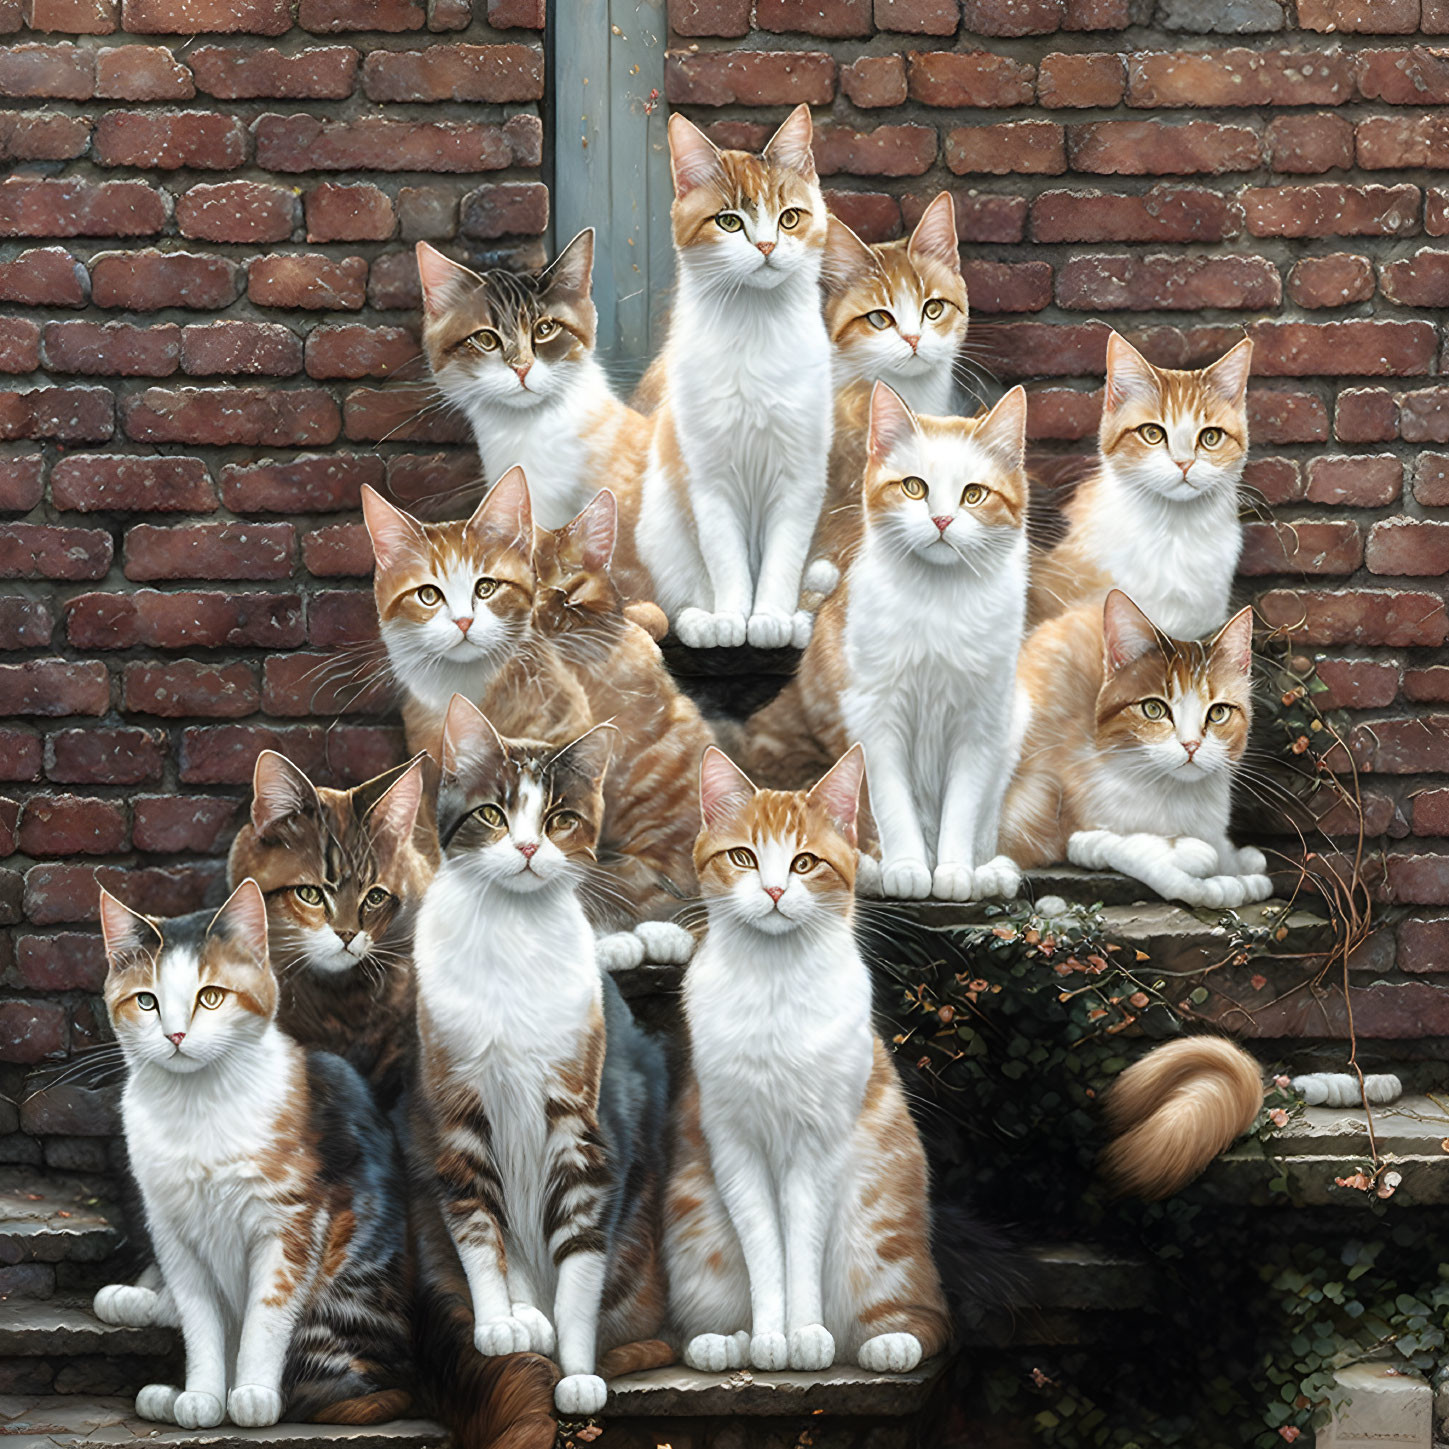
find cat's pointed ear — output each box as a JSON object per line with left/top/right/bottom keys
{"left": 762, "top": 103, "right": 816, "bottom": 178}
{"left": 361, "top": 484, "right": 428, "bottom": 573}
{"left": 975, "top": 385, "right": 1028, "bottom": 472}
{"left": 555, "top": 722, "right": 616, "bottom": 792}
{"left": 907, "top": 192, "right": 960, "bottom": 274}
{"left": 669, "top": 112, "right": 725, "bottom": 197}
{"left": 251, "top": 750, "right": 321, "bottom": 839}
{"left": 822, "top": 217, "right": 878, "bottom": 295}
{"left": 1203, "top": 336, "right": 1253, "bottom": 406}
{"left": 441, "top": 694, "right": 505, "bottom": 781}
{"left": 543, "top": 228, "right": 594, "bottom": 303}
{"left": 468, "top": 465, "right": 533, "bottom": 550}
{"left": 806, "top": 743, "right": 865, "bottom": 846}
{"left": 98, "top": 887, "right": 162, "bottom": 970}
{"left": 1101, "top": 590, "right": 1162, "bottom": 673}
{"left": 699, "top": 747, "right": 756, "bottom": 828}
{"left": 565, "top": 490, "right": 617, "bottom": 571}
{"left": 366, "top": 755, "right": 425, "bottom": 851}
{"left": 867, "top": 381, "right": 917, "bottom": 463}
{"left": 208, "top": 878, "right": 269, "bottom": 966}
{"left": 416, "top": 242, "right": 482, "bottom": 320}
{"left": 1211, "top": 605, "right": 1255, "bottom": 676}
{"left": 1103, "top": 331, "right": 1158, "bottom": 411}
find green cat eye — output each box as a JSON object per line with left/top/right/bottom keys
{"left": 198, "top": 986, "right": 224, "bottom": 1010}
{"left": 866, "top": 309, "right": 894, "bottom": 331}
{"left": 923, "top": 298, "right": 946, "bottom": 321}
{"left": 135, "top": 991, "right": 158, "bottom": 1011}
{"left": 1199, "top": 426, "right": 1225, "bottom": 448}
{"left": 474, "top": 578, "right": 498, "bottom": 599}
{"left": 416, "top": 584, "right": 443, "bottom": 607}
{"left": 715, "top": 212, "right": 743, "bottom": 232}
{"left": 1137, "top": 423, "right": 1167, "bottom": 445}
{"left": 295, "top": 885, "right": 324, "bottom": 906}
{"left": 534, "top": 318, "right": 560, "bottom": 341}
{"left": 727, "top": 846, "right": 757, "bottom": 870}
{"left": 962, "top": 484, "right": 987, "bottom": 507}
{"left": 779, "top": 208, "right": 801, "bottom": 230}
{"left": 475, "top": 803, "right": 507, "bottom": 828}
{"left": 1140, "top": 698, "right": 1169, "bottom": 721}
{"left": 1206, "top": 703, "right": 1233, "bottom": 725}
{"left": 791, "top": 852, "right": 818, "bottom": 874}
{"left": 468, "top": 329, "right": 501, "bottom": 353}
{"left": 899, "top": 476, "right": 927, "bottom": 500}
{"left": 363, "top": 886, "right": 390, "bottom": 910}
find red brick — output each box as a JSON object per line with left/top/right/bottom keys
{"left": 1424, "top": 189, "right": 1449, "bottom": 237}
{"left": 1406, "top": 664, "right": 1449, "bottom": 702}
{"left": 94, "top": 42, "right": 192, "bottom": 97}
{"left": 1242, "top": 184, "right": 1420, "bottom": 239}
{"left": 65, "top": 588, "right": 305, "bottom": 650}
{"left": 14, "top": 933, "right": 107, "bottom": 992}
{"left": 1365, "top": 518, "right": 1449, "bottom": 578}
{"left": 24, "top": 861, "right": 217, "bottom": 923}
{"left": 1127, "top": 49, "right": 1355, "bottom": 108}
{"left": 190, "top": 43, "right": 357, "bottom": 98}
{"left": 93, "top": 108, "right": 245, "bottom": 169}
{"left": 52, "top": 454, "right": 215, "bottom": 512}
{"left": 1305, "top": 454, "right": 1403, "bottom": 505}
{"left": 1414, "top": 791, "right": 1449, "bottom": 836}
{"left": 823, "top": 190, "right": 901, "bottom": 242}
{"left": 18, "top": 796, "right": 126, "bottom": 857}
{"left": 0, "top": 317, "right": 40, "bottom": 373}
{"left": 1265, "top": 113, "right": 1354, "bottom": 174}
{"left": 961, "top": 259, "right": 1052, "bottom": 314}
{"left": 0, "top": 522, "right": 112, "bottom": 580}
{"left": 1414, "top": 452, "right": 1449, "bottom": 506}
{"left": 300, "top": 521, "right": 371, "bottom": 576}
{"left": 0, "top": 387, "right": 113, "bottom": 442}
{"left": 486, "top": 0, "right": 541, "bottom": 22}
{"left": 1335, "top": 388, "right": 1399, "bottom": 443}
{"left": 0, "top": 597, "right": 52, "bottom": 648}
{"left": 124, "top": 521, "right": 293, "bottom": 581}
{"left": 0, "top": 728, "right": 41, "bottom": 781}
{"left": 220, "top": 453, "right": 382, "bottom": 513}
{"left": 1286, "top": 253, "right": 1374, "bottom": 309}
{"left": 1248, "top": 320, "right": 1435, "bottom": 377}
{"left": 945, "top": 120, "right": 1063, "bottom": 176}
{"left": 1351, "top": 715, "right": 1449, "bottom": 775}
{"left": 1298, "top": 0, "right": 1418, "bottom": 30}
{"left": 1239, "top": 520, "right": 1363, "bottom": 576}
{"left": 905, "top": 48, "right": 1034, "bottom": 106}
{"left": 815, "top": 123, "right": 938, "bottom": 177}
{"left": 308, "top": 589, "right": 377, "bottom": 647}
{"left": 175, "top": 180, "right": 296, "bottom": 244}
{"left": 1244, "top": 456, "right": 1302, "bottom": 505}
{"left": 396, "top": 184, "right": 459, "bottom": 240}
{"left": 1063, "top": 0, "right": 1126, "bottom": 22}
{"left": 1380, "top": 248, "right": 1449, "bottom": 307}
{"left": 386, "top": 450, "right": 476, "bottom": 505}
{"left": 1357, "top": 46, "right": 1449, "bottom": 103}
{"left": 343, "top": 388, "right": 470, "bottom": 444}
{"left": 839, "top": 54, "right": 907, "bottom": 106}
{"left": 0, "top": 177, "right": 166, "bottom": 237}
{"left": 304, "top": 325, "right": 418, "bottom": 381}
{"left": 0, "top": 1001, "right": 67, "bottom": 1062}
{"left": 1357, "top": 115, "right": 1449, "bottom": 171}
{"left": 1032, "top": 185, "right": 1239, "bottom": 243}
{"left": 1071, "top": 119, "right": 1260, "bottom": 175}
{"left": 123, "top": 659, "right": 259, "bottom": 718}
{"left": 669, "top": 0, "right": 749, "bottom": 33}
{"left": 41, "top": 320, "right": 179, "bottom": 377}
{"left": 121, "top": 0, "right": 290, "bottom": 32}
{"left": 299, "top": 0, "right": 422, "bottom": 27}
{"left": 0, "top": 456, "right": 43, "bottom": 513}
{"left": 1248, "top": 388, "right": 1329, "bottom": 444}
{"left": 1036, "top": 50, "right": 1123, "bottom": 107}
{"left": 1399, "top": 915, "right": 1449, "bottom": 973}
{"left": 757, "top": 0, "right": 870, "bottom": 34}
{"left": 0, "top": 659, "right": 108, "bottom": 716}
{"left": 1383, "top": 857, "right": 1449, "bottom": 910}
{"left": 1314, "top": 658, "right": 1401, "bottom": 711}
{"left": 664, "top": 48, "right": 836, "bottom": 105}
{"left": 122, "top": 386, "right": 340, "bottom": 446}
{"left": 903, "top": 189, "right": 1026, "bottom": 243}
{"left": 133, "top": 795, "right": 241, "bottom": 853}
{"left": 0, "top": 246, "right": 88, "bottom": 306}
{"left": 458, "top": 181, "right": 549, "bottom": 239}
{"left": 24, "top": 0, "right": 117, "bottom": 31}
{"left": 0, "top": 110, "right": 91, "bottom": 162}
{"left": 960, "top": 0, "right": 1062, "bottom": 34}
{"left": 361, "top": 41, "right": 542, "bottom": 101}
{"left": 263, "top": 651, "right": 389, "bottom": 715}
{"left": 0, "top": 41, "right": 92, "bottom": 97}
{"left": 874, "top": 0, "right": 955, "bottom": 32}
{"left": 1257, "top": 589, "right": 1447, "bottom": 647}
{"left": 91, "top": 247, "right": 240, "bottom": 309}
{"left": 367, "top": 250, "right": 422, "bottom": 309}
{"left": 303, "top": 182, "right": 395, "bottom": 244}
{"left": 179, "top": 320, "right": 301, "bottom": 376}
{"left": 179, "top": 722, "right": 403, "bottom": 786}
{"left": 255, "top": 114, "right": 518, "bottom": 172}
{"left": 247, "top": 254, "right": 367, "bottom": 312}
{"left": 1057, "top": 252, "right": 1279, "bottom": 310}
{"left": 1399, "top": 387, "right": 1449, "bottom": 444}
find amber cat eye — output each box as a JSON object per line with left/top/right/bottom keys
{"left": 779, "top": 208, "right": 801, "bottom": 230}
{"left": 474, "top": 803, "right": 507, "bottom": 828}
{"left": 468, "top": 330, "right": 501, "bottom": 353}
{"left": 790, "top": 852, "right": 818, "bottom": 874}
{"left": 295, "top": 885, "right": 324, "bottom": 905}
{"left": 1206, "top": 703, "right": 1233, "bottom": 724}
{"left": 923, "top": 298, "right": 946, "bottom": 320}
{"left": 136, "top": 991, "right": 158, "bottom": 1011}
{"left": 866, "top": 309, "right": 894, "bottom": 331}
{"left": 899, "top": 476, "right": 927, "bottom": 499}
{"left": 416, "top": 584, "right": 443, "bottom": 607}
{"left": 1136, "top": 423, "right": 1167, "bottom": 445}
{"left": 715, "top": 212, "right": 743, "bottom": 232}
{"left": 474, "top": 578, "right": 498, "bottom": 599}
{"left": 1140, "top": 698, "right": 1169, "bottom": 721}
{"left": 727, "top": 846, "right": 757, "bottom": 869}
{"left": 198, "top": 986, "right": 225, "bottom": 1010}
{"left": 548, "top": 810, "right": 580, "bottom": 833}
{"left": 533, "top": 319, "right": 560, "bottom": 341}
{"left": 1198, "top": 427, "right": 1224, "bottom": 447}
{"left": 962, "top": 485, "right": 987, "bottom": 506}
{"left": 363, "top": 886, "right": 390, "bottom": 910}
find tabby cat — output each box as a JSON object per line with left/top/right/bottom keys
{"left": 665, "top": 746, "right": 951, "bottom": 1374}
{"left": 635, "top": 105, "right": 832, "bottom": 650}
{"left": 410, "top": 698, "right": 673, "bottom": 1415}
{"left": 1001, "top": 589, "right": 1272, "bottom": 908}
{"left": 97, "top": 882, "right": 412, "bottom": 1430}
{"left": 1028, "top": 332, "right": 1253, "bottom": 639}
{"left": 747, "top": 383, "right": 1030, "bottom": 902}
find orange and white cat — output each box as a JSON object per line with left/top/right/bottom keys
{"left": 1002, "top": 590, "right": 1272, "bottom": 909}
{"left": 1029, "top": 332, "right": 1253, "bottom": 639}
{"left": 635, "top": 106, "right": 833, "bottom": 650}
{"left": 665, "top": 746, "right": 950, "bottom": 1374}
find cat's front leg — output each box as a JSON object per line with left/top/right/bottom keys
{"left": 138, "top": 1237, "right": 227, "bottom": 1428}
{"left": 552, "top": 1249, "right": 608, "bottom": 1415}
{"left": 679, "top": 487, "right": 752, "bottom": 649}
{"left": 934, "top": 742, "right": 1020, "bottom": 902}
{"left": 436, "top": 1156, "right": 527, "bottom": 1355}
{"left": 229, "top": 1232, "right": 311, "bottom": 1427}
{"left": 95, "top": 1262, "right": 177, "bottom": 1328}
{"left": 1068, "top": 830, "right": 1233, "bottom": 908}
{"left": 749, "top": 489, "right": 820, "bottom": 650}
{"left": 860, "top": 739, "right": 931, "bottom": 900}
{"left": 506, "top": 1263, "right": 556, "bottom": 1357}
{"left": 780, "top": 1162, "right": 835, "bottom": 1371}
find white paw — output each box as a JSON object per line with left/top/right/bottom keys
{"left": 594, "top": 930, "right": 645, "bottom": 971}
{"left": 683, "top": 1330, "right": 749, "bottom": 1372}
{"left": 510, "top": 1303, "right": 556, "bottom": 1356}
{"left": 135, "top": 1385, "right": 182, "bottom": 1423}
{"left": 1172, "top": 873, "right": 1230, "bottom": 909}
{"left": 174, "top": 1391, "right": 225, "bottom": 1429}
{"left": 474, "top": 1315, "right": 533, "bottom": 1356}
{"left": 1165, "top": 836, "right": 1221, "bottom": 878}
{"left": 880, "top": 857, "right": 932, "bottom": 899}
{"left": 857, "top": 1331, "right": 923, "bottom": 1374}
{"left": 802, "top": 559, "right": 839, "bottom": 597}
{"left": 789, "top": 609, "right": 814, "bottom": 649}
{"left": 788, "top": 1322, "right": 835, "bottom": 1371}
{"left": 750, "top": 1330, "right": 789, "bottom": 1371}
{"left": 854, "top": 853, "right": 883, "bottom": 898}
{"left": 973, "top": 855, "right": 1022, "bottom": 900}
{"left": 675, "top": 608, "right": 746, "bottom": 649}
{"left": 746, "top": 609, "right": 793, "bottom": 649}
{"left": 1234, "top": 844, "right": 1268, "bottom": 875}
{"left": 931, "top": 862, "right": 976, "bottom": 902}
{"left": 228, "top": 1385, "right": 283, "bottom": 1427}
{"left": 554, "top": 1373, "right": 607, "bottom": 1415}
{"left": 94, "top": 1282, "right": 162, "bottom": 1327}
{"left": 1067, "top": 829, "right": 1112, "bottom": 870}
{"left": 1239, "top": 872, "right": 1274, "bottom": 903}
{"left": 634, "top": 920, "right": 695, "bottom": 964}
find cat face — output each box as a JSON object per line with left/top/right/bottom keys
{"left": 363, "top": 469, "right": 535, "bottom": 690}
{"left": 437, "top": 695, "right": 612, "bottom": 896}
{"left": 694, "top": 746, "right": 863, "bottom": 937}
{"left": 228, "top": 751, "right": 432, "bottom": 981}
{"left": 532, "top": 489, "right": 620, "bottom": 644}
{"left": 1100, "top": 333, "right": 1252, "bottom": 505}
{"left": 417, "top": 231, "right": 596, "bottom": 412}
{"left": 1096, "top": 591, "right": 1254, "bottom": 785}
{"left": 824, "top": 193, "right": 967, "bottom": 389}
{"left": 668, "top": 105, "right": 827, "bottom": 293}
{"left": 100, "top": 881, "right": 274, "bottom": 1076}
{"left": 863, "top": 383, "right": 1028, "bottom": 569}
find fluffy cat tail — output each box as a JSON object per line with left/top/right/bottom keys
{"left": 596, "top": 1339, "right": 676, "bottom": 1378}
{"left": 1100, "top": 1036, "right": 1264, "bottom": 1200}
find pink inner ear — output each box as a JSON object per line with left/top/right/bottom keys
{"left": 1102, "top": 590, "right": 1160, "bottom": 671}
{"left": 370, "top": 761, "right": 424, "bottom": 844}
{"left": 807, "top": 744, "right": 864, "bottom": 843}
{"left": 867, "top": 382, "right": 916, "bottom": 462}
{"left": 98, "top": 888, "right": 153, "bottom": 962}
{"left": 907, "top": 192, "right": 959, "bottom": 271}
{"left": 361, "top": 485, "right": 426, "bottom": 573}
{"left": 699, "top": 748, "right": 756, "bottom": 827}
{"left": 669, "top": 113, "right": 724, "bottom": 196}
{"left": 471, "top": 466, "right": 533, "bottom": 548}
{"left": 571, "top": 490, "right": 617, "bottom": 571}
{"left": 415, "top": 242, "right": 476, "bottom": 318}
{"left": 1103, "top": 331, "right": 1157, "bottom": 411}
{"left": 1214, "top": 606, "right": 1255, "bottom": 675}
{"left": 212, "top": 879, "right": 269, "bottom": 961}
{"left": 442, "top": 695, "right": 504, "bottom": 779}
{"left": 251, "top": 750, "right": 317, "bottom": 836}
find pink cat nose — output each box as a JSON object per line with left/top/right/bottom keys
{"left": 756, "top": 241, "right": 775, "bottom": 257}
{"left": 1182, "top": 739, "right": 1201, "bottom": 758}
{"left": 902, "top": 333, "right": 920, "bottom": 351}
{"left": 455, "top": 617, "right": 472, "bottom": 635}
{"left": 764, "top": 885, "right": 784, "bottom": 904}
{"left": 517, "top": 841, "right": 537, "bottom": 859}
{"left": 932, "top": 515, "right": 952, "bottom": 533}
{"left": 167, "top": 1031, "right": 185, "bottom": 1047}
{"left": 514, "top": 362, "right": 531, "bottom": 382}
{"left": 336, "top": 929, "right": 355, "bottom": 945}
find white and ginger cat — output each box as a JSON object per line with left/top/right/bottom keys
{"left": 665, "top": 745, "right": 951, "bottom": 1375}
{"left": 1002, "top": 589, "right": 1272, "bottom": 910}
{"left": 409, "top": 698, "right": 673, "bottom": 1416}
{"left": 635, "top": 105, "right": 833, "bottom": 650}
{"left": 1029, "top": 332, "right": 1253, "bottom": 639}
{"left": 747, "top": 383, "right": 1030, "bottom": 902}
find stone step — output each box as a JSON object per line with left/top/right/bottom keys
{"left": 0, "top": 1168, "right": 116, "bottom": 1277}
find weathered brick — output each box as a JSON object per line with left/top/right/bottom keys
{"left": 1242, "top": 183, "right": 1420, "bottom": 239}
{"left": 0, "top": 660, "right": 108, "bottom": 716}
{"left": 1406, "top": 664, "right": 1449, "bottom": 702}
{"left": 1399, "top": 387, "right": 1449, "bottom": 444}
{"left": 1239, "top": 520, "right": 1363, "bottom": 576}
{"left": 179, "top": 320, "right": 301, "bottom": 377}
{"left": 669, "top": 0, "right": 750, "bottom": 34}
{"left": 65, "top": 588, "right": 306, "bottom": 650}
{"left": 18, "top": 796, "right": 127, "bottom": 857}
{"left": 1127, "top": 49, "right": 1355, "bottom": 108}
{"left": 0, "top": 177, "right": 166, "bottom": 237}
{"left": 1247, "top": 388, "right": 1329, "bottom": 444}
{"left": 93, "top": 109, "right": 244, "bottom": 169}
{"left": 485, "top": 0, "right": 541, "bottom": 22}
{"left": 361, "top": 41, "right": 542, "bottom": 101}
{"left": 945, "top": 120, "right": 1063, "bottom": 175}
{"left": 1306, "top": 454, "right": 1403, "bottom": 506}
{"left": 121, "top": 0, "right": 290, "bottom": 32}
{"left": 178, "top": 722, "right": 402, "bottom": 785}
{"left": 1158, "top": 0, "right": 1286, "bottom": 29}
{"left": 1245, "top": 456, "right": 1302, "bottom": 504}
{"left": 815, "top": 123, "right": 939, "bottom": 177}
{"left": 254, "top": 114, "right": 518, "bottom": 172}
{"left": 1036, "top": 50, "right": 1123, "bottom": 107}
{"left": 1314, "top": 658, "right": 1402, "bottom": 711}
{"left": 176, "top": 181, "right": 296, "bottom": 243}
{"left": 757, "top": 0, "right": 870, "bottom": 35}
{"left": 15, "top": 933, "right": 107, "bottom": 992}
{"left": 307, "top": 589, "right": 377, "bottom": 647}
{"left": 0, "top": 522, "right": 112, "bottom": 580}
{"left": 1264, "top": 113, "right": 1354, "bottom": 174}
{"left": 1365, "top": 518, "right": 1449, "bottom": 577}
{"left": 1248, "top": 320, "right": 1435, "bottom": 377}
{"left": 961, "top": 259, "right": 1052, "bottom": 313}
{"left": 664, "top": 48, "right": 836, "bottom": 105}
{"left": 0, "top": 110, "right": 91, "bottom": 161}
{"left": 94, "top": 42, "right": 192, "bottom": 97}
{"left": 0, "top": 387, "right": 113, "bottom": 442}
{"left": 343, "top": 388, "right": 470, "bottom": 444}
{"left": 904, "top": 190, "right": 1027, "bottom": 243}
{"left": 0, "top": 456, "right": 43, "bottom": 513}
{"left": 247, "top": 254, "right": 368, "bottom": 311}
{"left": 1399, "top": 917, "right": 1449, "bottom": 973}
{"left": 25, "top": 860, "right": 218, "bottom": 924}
{"left": 1070, "top": 119, "right": 1260, "bottom": 175}
{"left": 0, "top": 1001, "right": 67, "bottom": 1063}
{"left": 133, "top": 795, "right": 241, "bottom": 853}
{"left": 396, "top": 184, "right": 459, "bottom": 240}
{"left": 960, "top": 0, "right": 1062, "bottom": 34}
{"left": 458, "top": 181, "right": 549, "bottom": 239}
{"left": 124, "top": 521, "right": 294, "bottom": 581}
{"left": 303, "top": 182, "right": 395, "bottom": 243}
{"left": 1057, "top": 252, "right": 1279, "bottom": 310}
{"left": 304, "top": 325, "right": 418, "bottom": 380}
{"left": 0, "top": 317, "right": 40, "bottom": 372}
{"left": 1357, "top": 114, "right": 1449, "bottom": 171}
{"left": 1380, "top": 248, "right": 1449, "bottom": 307}
{"left": 0, "top": 598, "right": 52, "bottom": 648}
{"left": 1032, "top": 186, "right": 1239, "bottom": 243}
{"left": 0, "top": 246, "right": 88, "bottom": 306}
{"left": 263, "top": 651, "right": 388, "bottom": 715}
{"left": 300, "top": 522, "right": 371, "bottom": 576}
{"left": 839, "top": 54, "right": 908, "bottom": 106}
{"left": 24, "top": 0, "right": 117, "bottom": 32}
{"left": 41, "top": 320, "right": 180, "bottom": 377}
{"left": 123, "top": 659, "right": 259, "bottom": 718}
{"left": 1351, "top": 715, "right": 1449, "bottom": 775}
{"left": 823, "top": 190, "right": 901, "bottom": 242}
{"left": 219, "top": 453, "right": 383, "bottom": 513}
{"left": 1414, "top": 452, "right": 1449, "bottom": 506}
{"left": 91, "top": 248, "right": 240, "bottom": 309}
{"left": 190, "top": 43, "right": 357, "bottom": 98}
{"left": 1298, "top": 0, "right": 1418, "bottom": 30}
{"left": 1412, "top": 791, "right": 1449, "bottom": 837}
{"left": 1257, "top": 589, "right": 1447, "bottom": 647}
{"left": 0, "top": 41, "right": 92, "bottom": 97}
{"left": 874, "top": 0, "right": 955, "bottom": 32}
{"left": 52, "top": 454, "right": 215, "bottom": 512}
{"left": 1335, "top": 388, "right": 1399, "bottom": 443}
{"left": 1357, "top": 46, "right": 1449, "bottom": 103}
{"left": 905, "top": 49, "right": 1034, "bottom": 106}
{"left": 299, "top": 0, "right": 423, "bottom": 28}
{"left": 0, "top": 728, "right": 42, "bottom": 782}
{"left": 122, "top": 386, "right": 341, "bottom": 446}
{"left": 1286, "top": 253, "right": 1374, "bottom": 308}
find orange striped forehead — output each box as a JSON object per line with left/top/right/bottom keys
{"left": 694, "top": 788, "right": 855, "bottom": 888}
{"left": 672, "top": 149, "right": 825, "bottom": 248}
{"left": 825, "top": 239, "right": 967, "bottom": 345}
{"left": 372, "top": 514, "right": 533, "bottom": 619}
{"left": 865, "top": 409, "right": 1027, "bottom": 527}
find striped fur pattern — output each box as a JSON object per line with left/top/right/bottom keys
{"left": 97, "top": 884, "right": 412, "bottom": 1431}
{"left": 411, "top": 699, "right": 672, "bottom": 1417}
{"left": 665, "top": 747, "right": 951, "bottom": 1375}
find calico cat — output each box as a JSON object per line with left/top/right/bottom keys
{"left": 410, "top": 697, "right": 673, "bottom": 1415}
{"left": 361, "top": 468, "right": 592, "bottom": 759}
{"left": 416, "top": 229, "right": 653, "bottom": 568}
{"left": 747, "top": 383, "right": 1030, "bottom": 902}
{"left": 226, "top": 750, "right": 435, "bottom": 1109}
{"left": 96, "top": 882, "right": 412, "bottom": 1430}
{"left": 635, "top": 105, "right": 833, "bottom": 650}
{"left": 1001, "top": 589, "right": 1272, "bottom": 909}
{"left": 665, "top": 746, "right": 951, "bottom": 1374}
{"left": 1028, "top": 332, "right": 1253, "bottom": 639}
